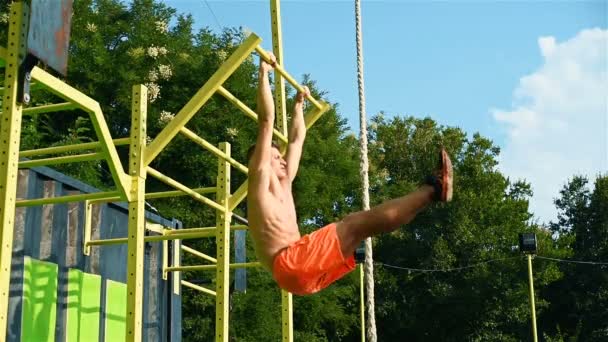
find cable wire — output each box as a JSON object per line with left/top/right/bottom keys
{"left": 202, "top": 0, "right": 223, "bottom": 32}
{"left": 535, "top": 255, "right": 608, "bottom": 266}
{"left": 376, "top": 256, "right": 524, "bottom": 273}
{"left": 376, "top": 255, "right": 608, "bottom": 273}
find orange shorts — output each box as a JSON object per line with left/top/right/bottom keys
{"left": 272, "top": 223, "right": 356, "bottom": 295}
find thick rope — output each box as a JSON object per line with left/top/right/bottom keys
{"left": 355, "top": 1, "right": 377, "bottom": 341}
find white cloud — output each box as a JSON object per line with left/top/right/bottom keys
{"left": 492, "top": 28, "right": 608, "bottom": 224}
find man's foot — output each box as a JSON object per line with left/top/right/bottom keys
{"left": 425, "top": 148, "right": 453, "bottom": 202}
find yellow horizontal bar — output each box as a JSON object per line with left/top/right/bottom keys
{"left": 145, "top": 187, "right": 217, "bottom": 200}
{"left": 20, "top": 138, "right": 128, "bottom": 158}
{"left": 145, "top": 232, "right": 213, "bottom": 242}
{"left": 87, "top": 238, "right": 128, "bottom": 246}
{"left": 181, "top": 245, "right": 217, "bottom": 263}
{"left": 164, "top": 227, "right": 216, "bottom": 236}
{"left": 16, "top": 191, "right": 121, "bottom": 207}
{"left": 216, "top": 86, "right": 288, "bottom": 144}
{"left": 23, "top": 102, "right": 79, "bottom": 115}
{"left": 18, "top": 152, "right": 103, "bottom": 168}
{"left": 112, "top": 137, "right": 131, "bottom": 146}
{"left": 87, "top": 232, "right": 216, "bottom": 247}
{"left": 181, "top": 280, "right": 216, "bottom": 296}
{"left": 147, "top": 167, "right": 225, "bottom": 213}
{"left": 166, "top": 262, "right": 261, "bottom": 272}
{"left": 179, "top": 127, "right": 249, "bottom": 174}
{"left": 255, "top": 46, "right": 323, "bottom": 109}
{"left": 87, "top": 186, "right": 217, "bottom": 205}
{"left": 163, "top": 224, "right": 246, "bottom": 236}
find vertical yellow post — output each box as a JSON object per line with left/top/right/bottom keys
{"left": 360, "top": 264, "right": 366, "bottom": 342}
{"left": 162, "top": 240, "right": 168, "bottom": 280}
{"left": 527, "top": 254, "right": 538, "bottom": 342}
{"left": 271, "top": 2, "right": 295, "bottom": 339}
{"left": 270, "top": 0, "right": 288, "bottom": 139}
{"left": 173, "top": 239, "right": 181, "bottom": 296}
{"left": 0, "top": 3, "right": 28, "bottom": 337}
{"left": 83, "top": 200, "right": 93, "bottom": 255}
{"left": 126, "top": 84, "right": 148, "bottom": 342}
{"left": 215, "top": 142, "right": 231, "bottom": 342}
{"left": 281, "top": 290, "right": 293, "bottom": 342}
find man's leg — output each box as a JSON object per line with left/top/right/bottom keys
{"left": 335, "top": 185, "right": 434, "bottom": 258}
{"left": 336, "top": 148, "right": 453, "bottom": 258}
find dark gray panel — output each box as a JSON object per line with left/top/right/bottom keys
{"left": 7, "top": 167, "right": 181, "bottom": 342}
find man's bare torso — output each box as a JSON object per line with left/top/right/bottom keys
{"left": 248, "top": 166, "right": 301, "bottom": 270}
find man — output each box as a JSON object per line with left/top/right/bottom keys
{"left": 247, "top": 53, "right": 453, "bottom": 295}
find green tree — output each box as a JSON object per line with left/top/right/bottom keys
{"left": 541, "top": 175, "right": 608, "bottom": 341}
{"left": 365, "top": 115, "right": 561, "bottom": 341}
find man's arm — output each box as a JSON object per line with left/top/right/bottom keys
{"left": 285, "top": 86, "right": 310, "bottom": 182}
{"left": 250, "top": 53, "right": 277, "bottom": 170}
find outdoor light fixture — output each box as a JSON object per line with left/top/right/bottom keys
{"left": 519, "top": 233, "right": 537, "bottom": 254}
{"left": 355, "top": 244, "right": 366, "bottom": 264}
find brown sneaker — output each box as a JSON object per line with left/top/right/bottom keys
{"left": 425, "top": 148, "right": 453, "bottom": 202}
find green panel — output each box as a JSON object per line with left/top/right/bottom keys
{"left": 105, "top": 279, "right": 127, "bottom": 341}
{"left": 21, "top": 257, "right": 58, "bottom": 342}
{"left": 67, "top": 269, "right": 101, "bottom": 342}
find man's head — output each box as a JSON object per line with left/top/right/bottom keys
{"left": 247, "top": 142, "right": 287, "bottom": 179}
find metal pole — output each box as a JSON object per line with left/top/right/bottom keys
{"left": 360, "top": 264, "right": 366, "bottom": 342}
{"left": 527, "top": 254, "right": 538, "bottom": 342}
{"left": 215, "top": 142, "right": 231, "bottom": 342}
{"left": 0, "top": 3, "right": 28, "bottom": 337}
{"left": 126, "top": 84, "right": 148, "bottom": 341}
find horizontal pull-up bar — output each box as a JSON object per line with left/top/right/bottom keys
{"left": 87, "top": 186, "right": 217, "bottom": 205}
{"left": 181, "top": 280, "right": 216, "bottom": 296}
{"left": 147, "top": 167, "right": 225, "bottom": 213}
{"left": 19, "top": 138, "right": 130, "bottom": 158}
{"left": 216, "top": 86, "right": 288, "bottom": 144}
{"left": 179, "top": 127, "right": 249, "bottom": 175}
{"left": 255, "top": 46, "right": 324, "bottom": 110}
{"left": 87, "top": 231, "right": 216, "bottom": 246}
{"left": 162, "top": 225, "right": 247, "bottom": 237}
{"left": 23, "top": 102, "right": 79, "bottom": 115}
{"left": 166, "top": 262, "right": 261, "bottom": 272}
{"left": 18, "top": 152, "right": 103, "bottom": 169}
{"left": 182, "top": 245, "right": 217, "bottom": 263}
{"left": 165, "top": 227, "right": 216, "bottom": 238}
{"left": 16, "top": 191, "right": 121, "bottom": 207}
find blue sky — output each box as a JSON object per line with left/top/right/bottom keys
{"left": 163, "top": 0, "right": 607, "bottom": 224}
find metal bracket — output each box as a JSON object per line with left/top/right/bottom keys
{"left": 18, "top": 54, "right": 38, "bottom": 105}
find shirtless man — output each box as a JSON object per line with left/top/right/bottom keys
{"left": 247, "top": 54, "right": 453, "bottom": 295}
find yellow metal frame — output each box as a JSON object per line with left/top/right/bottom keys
{"left": 0, "top": 2, "right": 332, "bottom": 340}
{"left": 527, "top": 255, "right": 538, "bottom": 342}
{"left": 215, "top": 142, "right": 232, "bottom": 341}
{"left": 126, "top": 85, "right": 148, "bottom": 341}
{"left": 0, "top": 3, "right": 29, "bottom": 338}
{"left": 270, "top": 2, "right": 294, "bottom": 338}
